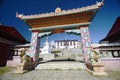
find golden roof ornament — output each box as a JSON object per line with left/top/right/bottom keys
{"left": 55, "top": 7, "right": 61, "bottom": 13}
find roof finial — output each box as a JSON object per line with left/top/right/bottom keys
{"left": 16, "top": 12, "right": 23, "bottom": 18}
{"left": 96, "top": 0, "right": 104, "bottom": 7}
{"left": 55, "top": 7, "right": 61, "bottom": 13}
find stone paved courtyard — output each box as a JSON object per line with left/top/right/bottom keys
{"left": 0, "top": 69, "right": 120, "bottom": 80}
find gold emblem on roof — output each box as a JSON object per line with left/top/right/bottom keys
{"left": 55, "top": 7, "right": 61, "bottom": 13}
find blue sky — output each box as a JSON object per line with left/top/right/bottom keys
{"left": 0, "top": 0, "right": 120, "bottom": 46}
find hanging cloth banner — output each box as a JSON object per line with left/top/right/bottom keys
{"left": 38, "top": 32, "right": 52, "bottom": 37}
{"left": 65, "top": 29, "right": 81, "bottom": 35}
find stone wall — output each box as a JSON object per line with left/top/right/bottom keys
{"left": 101, "top": 58, "right": 120, "bottom": 71}
{"left": 39, "top": 54, "right": 54, "bottom": 61}
{"left": 6, "top": 56, "right": 20, "bottom": 67}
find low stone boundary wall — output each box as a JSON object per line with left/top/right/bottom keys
{"left": 101, "top": 58, "right": 120, "bottom": 71}
{"left": 39, "top": 54, "right": 54, "bottom": 61}
{"left": 6, "top": 56, "right": 20, "bottom": 67}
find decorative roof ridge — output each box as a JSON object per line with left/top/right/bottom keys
{"left": 16, "top": 0, "right": 104, "bottom": 20}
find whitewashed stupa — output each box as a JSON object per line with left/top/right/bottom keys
{"left": 40, "top": 37, "right": 51, "bottom": 54}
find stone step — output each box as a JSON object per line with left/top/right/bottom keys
{"left": 35, "top": 61, "right": 85, "bottom": 70}
{"left": 62, "top": 49, "right": 82, "bottom": 56}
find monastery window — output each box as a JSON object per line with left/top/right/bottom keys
{"left": 14, "top": 50, "right": 18, "bottom": 56}
{"left": 61, "top": 42, "right": 62, "bottom": 46}
{"left": 71, "top": 41, "right": 73, "bottom": 45}
{"left": 112, "top": 51, "right": 119, "bottom": 57}
{"left": 74, "top": 41, "right": 75, "bottom": 45}
{"left": 57, "top": 42, "right": 59, "bottom": 46}
{"left": 119, "top": 51, "right": 120, "bottom": 56}
{"left": 62, "top": 42, "right": 63, "bottom": 46}
{"left": 70, "top": 41, "right": 72, "bottom": 45}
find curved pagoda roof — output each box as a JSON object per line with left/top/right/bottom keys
{"left": 100, "top": 17, "right": 120, "bottom": 43}
{"left": 0, "top": 25, "right": 28, "bottom": 45}
{"left": 16, "top": 1, "right": 104, "bottom": 32}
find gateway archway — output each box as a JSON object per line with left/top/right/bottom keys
{"left": 39, "top": 31, "right": 81, "bottom": 61}
{"left": 16, "top": 1, "right": 104, "bottom": 61}
{"left": 40, "top": 32, "right": 80, "bottom": 49}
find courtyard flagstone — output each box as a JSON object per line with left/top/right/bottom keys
{"left": 0, "top": 68, "right": 120, "bottom": 80}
